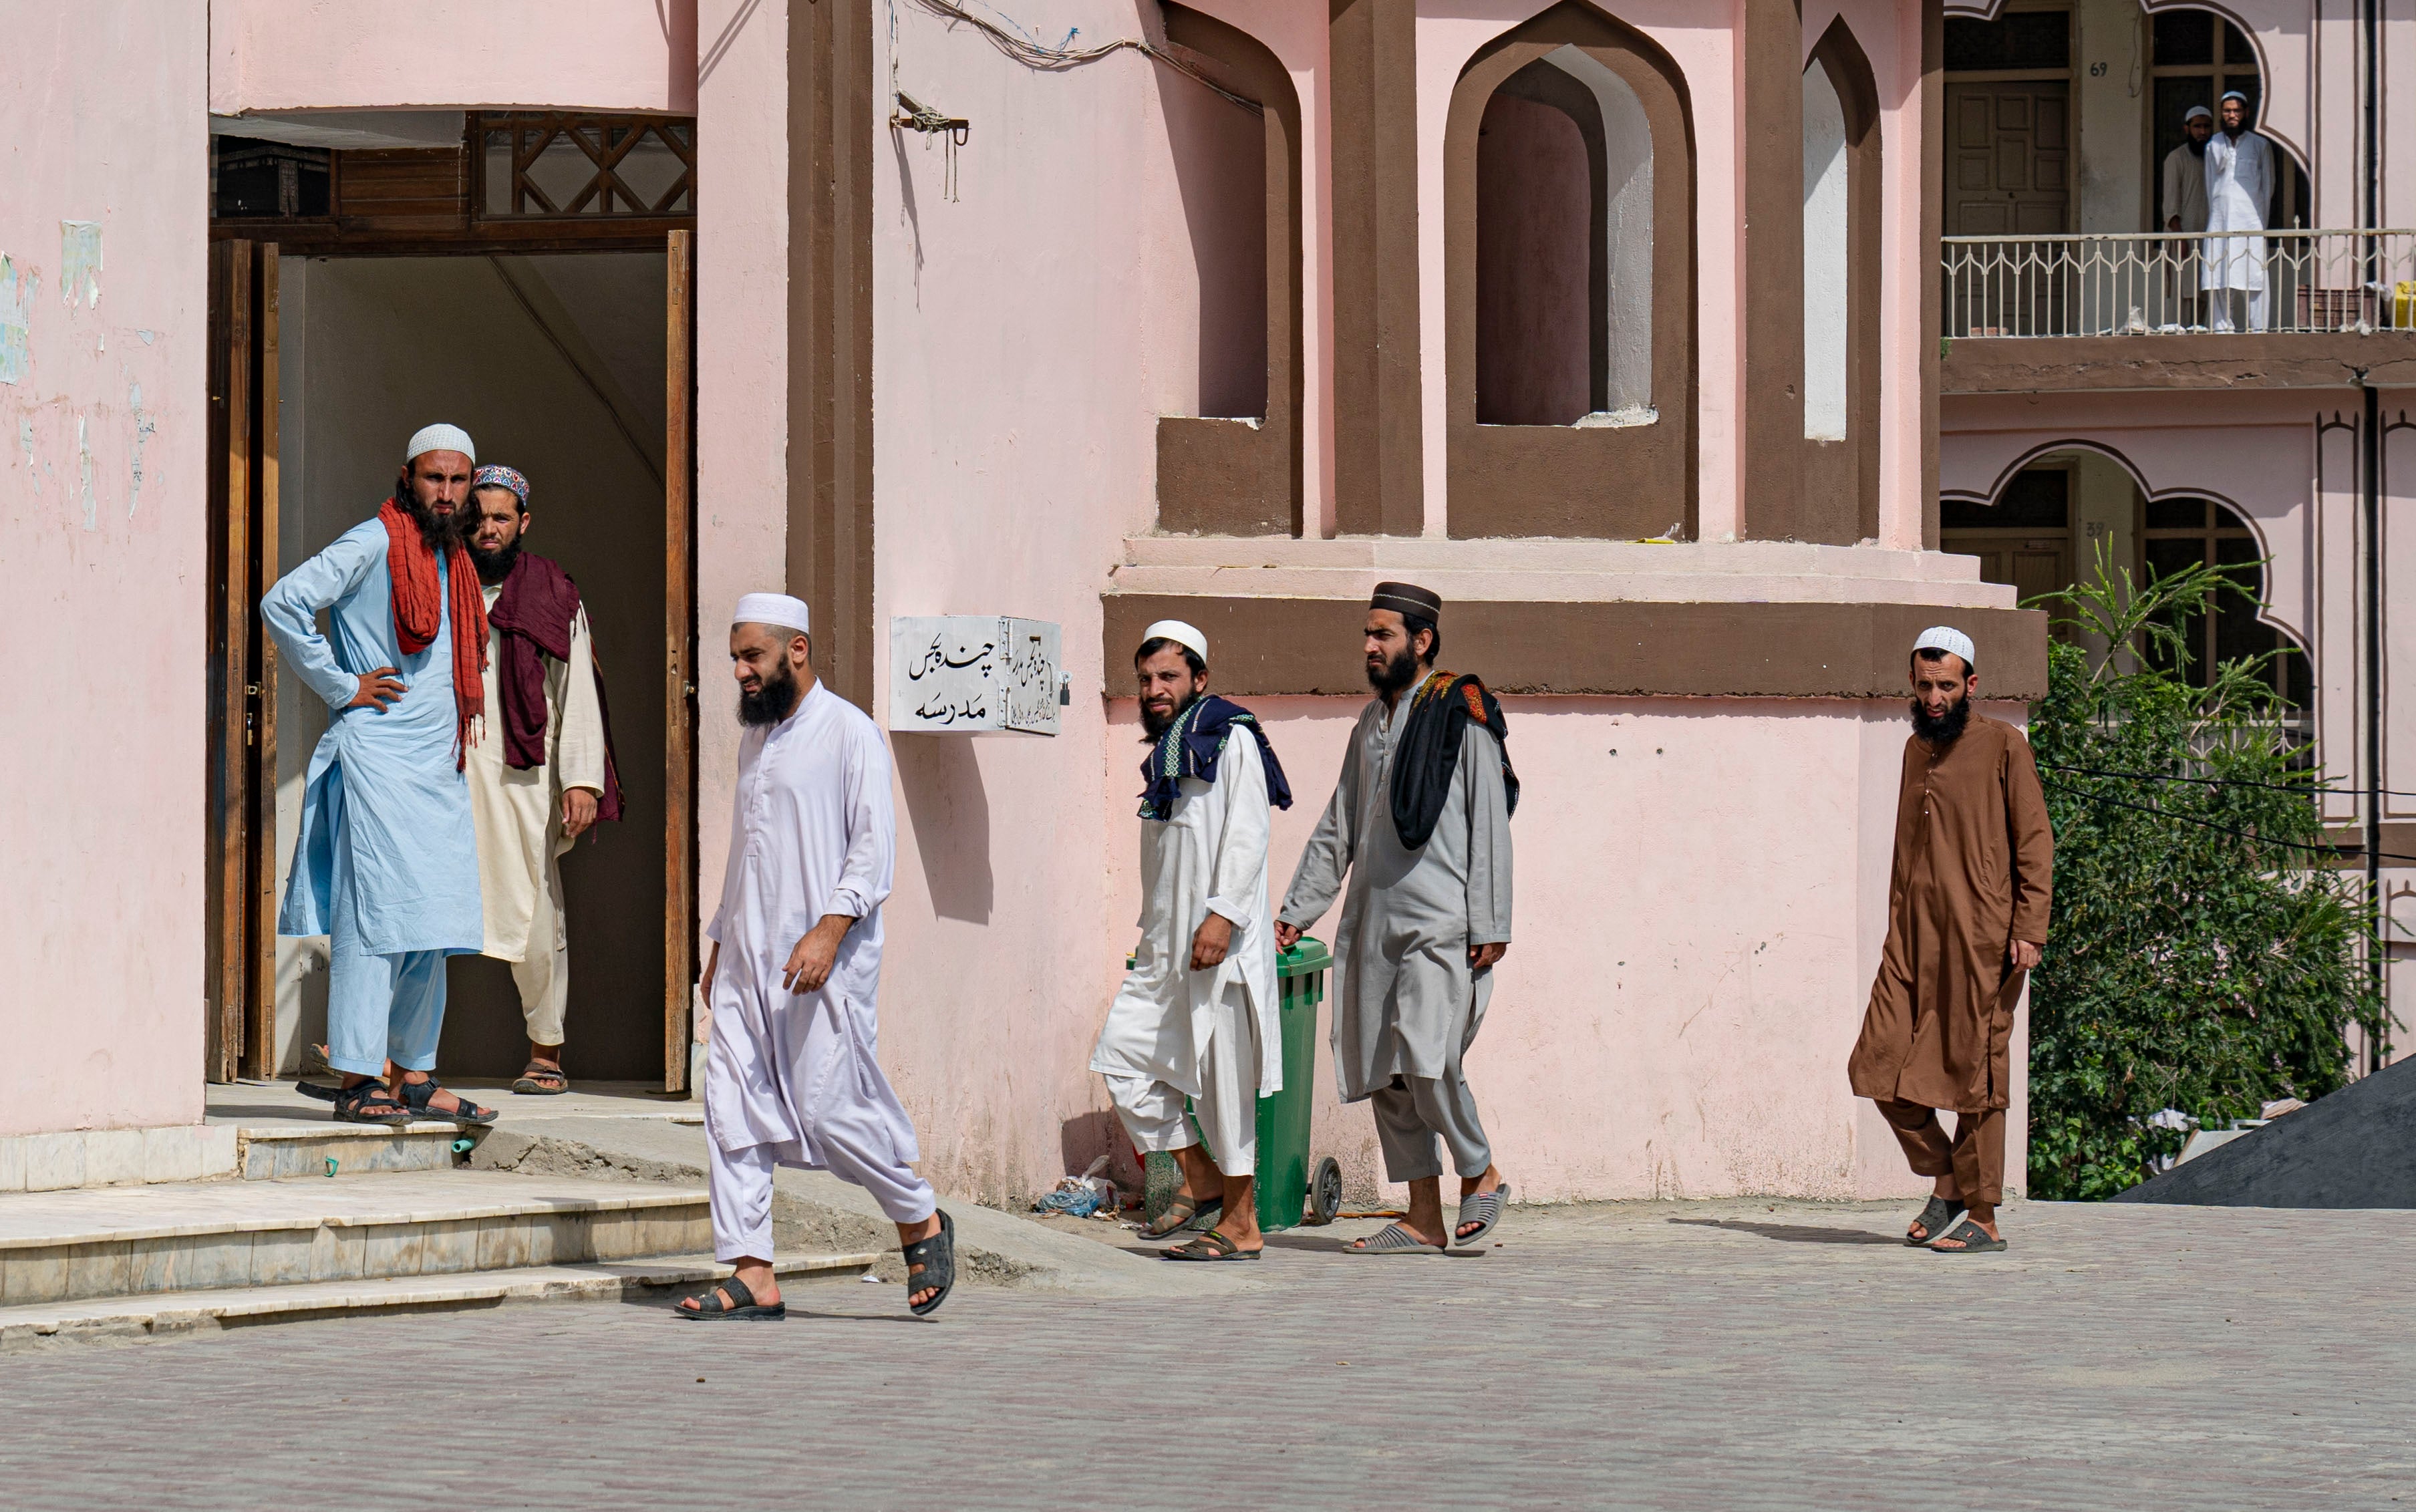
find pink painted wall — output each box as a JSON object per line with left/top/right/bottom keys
{"left": 0, "top": 1, "right": 208, "bottom": 1136}
{"left": 210, "top": 0, "right": 698, "bottom": 114}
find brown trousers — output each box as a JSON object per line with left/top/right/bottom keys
{"left": 1875, "top": 1099, "right": 2004, "bottom": 1209}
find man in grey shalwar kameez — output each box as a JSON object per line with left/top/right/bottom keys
{"left": 1276, "top": 583, "right": 1517, "bottom": 1253}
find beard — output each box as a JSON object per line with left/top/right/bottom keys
{"left": 1141, "top": 689, "right": 1199, "bottom": 742}
{"left": 2187, "top": 136, "right": 2209, "bottom": 157}
{"left": 1911, "top": 694, "right": 1972, "bottom": 746}
{"left": 737, "top": 656, "right": 802, "bottom": 728}
{"left": 399, "top": 491, "right": 463, "bottom": 548}
{"left": 1367, "top": 642, "right": 1420, "bottom": 697}
{"left": 468, "top": 536, "right": 522, "bottom": 586}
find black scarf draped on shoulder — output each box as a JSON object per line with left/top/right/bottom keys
{"left": 1389, "top": 670, "right": 1519, "bottom": 850}
{"left": 1137, "top": 694, "right": 1294, "bottom": 820}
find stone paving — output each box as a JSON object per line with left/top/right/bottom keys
{"left": 4, "top": 1197, "right": 2412, "bottom": 1509}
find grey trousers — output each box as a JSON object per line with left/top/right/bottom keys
{"left": 1370, "top": 1070, "right": 1492, "bottom": 1183}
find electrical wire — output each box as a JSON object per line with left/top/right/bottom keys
{"left": 2039, "top": 760, "right": 2416, "bottom": 804}
{"left": 901, "top": 0, "right": 1263, "bottom": 114}
{"left": 2041, "top": 779, "right": 2416, "bottom": 865}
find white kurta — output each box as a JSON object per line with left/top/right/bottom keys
{"left": 1091, "top": 732, "right": 1280, "bottom": 1171}
{"left": 2202, "top": 129, "right": 2271, "bottom": 293}
{"left": 1093, "top": 733, "right": 1279, "bottom": 1096}
{"left": 465, "top": 589, "right": 607, "bottom": 964}
{"left": 701, "top": 680, "right": 932, "bottom": 1227}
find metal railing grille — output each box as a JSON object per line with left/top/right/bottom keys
{"left": 1942, "top": 231, "right": 2416, "bottom": 337}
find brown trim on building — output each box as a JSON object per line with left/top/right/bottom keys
{"left": 2325, "top": 824, "right": 2416, "bottom": 868}
{"left": 1328, "top": 0, "right": 1424, "bottom": 535}
{"left": 1735, "top": 0, "right": 1805, "bottom": 540}
{"left": 1942, "top": 331, "right": 2416, "bottom": 393}
{"left": 788, "top": 0, "right": 878, "bottom": 710}
{"left": 1444, "top": 2, "right": 1698, "bottom": 540}
{"left": 1154, "top": 7, "right": 1306, "bottom": 537}
{"left": 1797, "top": 17, "right": 1883, "bottom": 547}
{"left": 1102, "top": 595, "right": 2050, "bottom": 700}
{"left": 1921, "top": 1, "right": 1944, "bottom": 551}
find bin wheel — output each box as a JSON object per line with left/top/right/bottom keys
{"left": 1305, "top": 1157, "right": 1344, "bottom": 1226}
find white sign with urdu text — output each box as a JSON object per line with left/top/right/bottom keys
{"left": 889, "top": 616, "right": 1064, "bottom": 735}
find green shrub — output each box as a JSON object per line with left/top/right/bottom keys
{"left": 2023, "top": 548, "right": 2384, "bottom": 1200}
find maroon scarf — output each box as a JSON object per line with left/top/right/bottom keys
{"left": 486, "top": 551, "right": 624, "bottom": 823}
{"left": 378, "top": 498, "right": 485, "bottom": 767}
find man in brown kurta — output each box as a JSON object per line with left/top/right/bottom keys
{"left": 1847, "top": 627, "right": 2053, "bottom": 1253}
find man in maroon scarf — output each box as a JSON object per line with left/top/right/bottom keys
{"left": 459, "top": 464, "right": 621, "bottom": 1094}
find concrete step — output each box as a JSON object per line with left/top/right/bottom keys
{"left": 237, "top": 1120, "right": 472, "bottom": 1180}
{"left": 0, "top": 1170, "right": 713, "bottom": 1308}
{"left": 0, "top": 1249, "right": 882, "bottom": 1353}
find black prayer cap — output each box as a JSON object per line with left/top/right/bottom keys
{"left": 1370, "top": 581, "right": 1443, "bottom": 621}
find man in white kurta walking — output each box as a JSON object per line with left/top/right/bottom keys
{"left": 1277, "top": 583, "right": 1517, "bottom": 1254}
{"left": 677, "top": 593, "right": 953, "bottom": 1321}
{"left": 458, "top": 466, "right": 620, "bottom": 1095}
{"left": 1090, "top": 620, "right": 1292, "bottom": 1261}
{"left": 2203, "top": 91, "right": 2273, "bottom": 333}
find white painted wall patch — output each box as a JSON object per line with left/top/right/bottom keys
{"left": 60, "top": 222, "right": 101, "bottom": 309}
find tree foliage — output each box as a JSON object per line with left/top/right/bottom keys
{"left": 2023, "top": 548, "right": 2384, "bottom": 1199}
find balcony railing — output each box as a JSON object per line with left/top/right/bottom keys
{"left": 1942, "top": 230, "right": 2416, "bottom": 338}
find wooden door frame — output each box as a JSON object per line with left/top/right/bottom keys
{"left": 204, "top": 239, "right": 281, "bottom": 1082}
{"left": 664, "top": 228, "right": 698, "bottom": 1092}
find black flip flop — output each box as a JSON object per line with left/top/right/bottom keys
{"left": 904, "top": 1210, "right": 956, "bottom": 1316}
{"left": 1905, "top": 1194, "right": 1966, "bottom": 1247}
{"left": 1163, "top": 1229, "right": 1262, "bottom": 1261}
{"left": 1929, "top": 1217, "right": 2008, "bottom": 1254}
{"left": 673, "top": 1272, "right": 786, "bottom": 1321}
{"left": 512, "top": 1060, "right": 570, "bottom": 1095}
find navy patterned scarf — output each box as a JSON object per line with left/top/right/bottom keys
{"left": 1138, "top": 694, "right": 1293, "bottom": 821}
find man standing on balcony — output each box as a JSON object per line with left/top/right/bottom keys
{"left": 1848, "top": 628, "right": 2053, "bottom": 1255}
{"left": 2163, "top": 105, "right": 2214, "bottom": 237}
{"left": 1277, "top": 584, "right": 1517, "bottom": 1255}
{"left": 2202, "top": 90, "right": 2273, "bottom": 333}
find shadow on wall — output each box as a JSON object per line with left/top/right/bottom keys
{"left": 893, "top": 734, "right": 994, "bottom": 923}
{"left": 1060, "top": 1108, "right": 1142, "bottom": 1194}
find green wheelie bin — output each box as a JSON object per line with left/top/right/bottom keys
{"left": 1135, "top": 936, "right": 1345, "bottom": 1232}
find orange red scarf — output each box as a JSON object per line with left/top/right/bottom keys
{"left": 378, "top": 497, "right": 487, "bottom": 767}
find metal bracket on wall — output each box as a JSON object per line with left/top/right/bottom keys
{"left": 891, "top": 91, "right": 970, "bottom": 200}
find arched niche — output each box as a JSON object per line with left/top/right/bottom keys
{"left": 1799, "top": 17, "right": 1880, "bottom": 544}
{"left": 1153, "top": 6, "right": 1306, "bottom": 536}
{"left": 1445, "top": 1, "right": 1696, "bottom": 539}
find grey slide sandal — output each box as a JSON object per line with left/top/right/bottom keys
{"left": 1348, "top": 1222, "right": 1447, "bottom": 1255}
{"left": 1928, "top": 1217, "right": 2007, "bottom": 1254}
{"left": 1905, "top": 1194, "right": 1966, "bottom": 1246}
{"left": 1455, "top": 1181, "right": 1510, "bottom": 1247}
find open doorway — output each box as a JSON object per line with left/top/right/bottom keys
{"left": 265, "top": 253, "right": 674, "bottom": 1082}
{"left": 205, "top": 113, "right": 699, "bottom": 1091}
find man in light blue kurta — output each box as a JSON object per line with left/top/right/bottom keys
{"left": 261, "top": 425, "right": 490, "bottom": 1124}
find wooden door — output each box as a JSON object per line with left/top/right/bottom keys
{"left": 1946, "top": 80, "right": 2071, "bottom": 334}
{"left": 664, "top": 229, "right": 698, "bottom": 1092}
{"left": 204, "top": 241, "right": 282, "bottom": 1081}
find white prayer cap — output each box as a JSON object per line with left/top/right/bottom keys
{"left": 2185, "top": 105, "right": 2213, "bottom": 122}
{"left": 1912, "top": 625, "right": 1978, "bottom": 672}
{"left": 1139, "top": 619, "right": 1209, "bottom": 664}
{"left": 404, "top": 423, "right": 476, "bottom": 464}
{"left": 2221, "top": 90, "right": 2249, "bottom": 104}
{"left": 733, "top": 592, "right": 811, "bottom": 634}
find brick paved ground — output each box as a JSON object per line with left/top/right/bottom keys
{"left": 4, "top": 1197, "right": 2411, "bottom": 1510}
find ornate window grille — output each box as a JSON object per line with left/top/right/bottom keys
{"left": 473, "top": 113, "right": 694, "bottom": 219}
